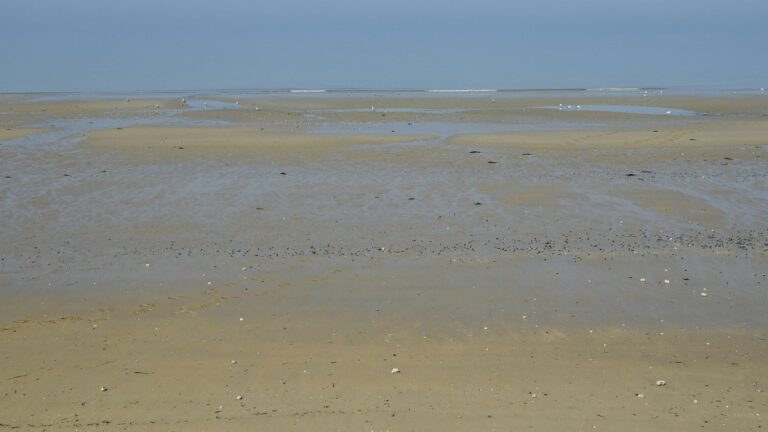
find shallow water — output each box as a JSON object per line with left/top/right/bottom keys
{"left": 540, "top": 105, "right": 701, "bottom": 116}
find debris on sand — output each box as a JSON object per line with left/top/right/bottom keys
{"left": 655, "top": 380, "right": 667, "bottom": 386}
{"left": 391, "top": 368, "right": 400, "bottom": 374}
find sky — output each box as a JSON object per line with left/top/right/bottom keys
{"left": 1, "top": 0, "right": 766, "bottom": 92}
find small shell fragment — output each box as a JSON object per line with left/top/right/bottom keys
{"left": 655, "top": 380, "right": 667, "bottom": 386}
{"left": 391, "top": 368, "right": 400, "bottom": 374}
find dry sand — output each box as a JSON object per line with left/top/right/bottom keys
{"left": 448, "top": 120, "right": 768, "bottom": 149}
{"left": 1, "top": 92, "right": 767, "bottom": 430}
{"left": 86, "top": 127, "right": 434, "bottom": 162}
{"left": 3, "top": 291, "right": 765, "bottom": 431}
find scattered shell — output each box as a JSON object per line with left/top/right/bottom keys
{"left": 391, "top": 368, "right": 400, "bottom": 374}
{"left": 655, "top": 380, "right": 667, "bottom": 386}
{"left": 235, "top": 395, "right": 243, "bottom": 400}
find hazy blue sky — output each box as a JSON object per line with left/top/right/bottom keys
{"left": 1, "top": 0, "right": 766, "bottom": 91}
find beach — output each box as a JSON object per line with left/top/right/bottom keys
{"left": 1, "top": 90, "right": 767, "bottom": 430}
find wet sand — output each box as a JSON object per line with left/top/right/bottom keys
{"left": 1, "top": 91, "right": 767, "bottom": 430}
{"left": 0, "top": 128, "right": 50, "bottom": 142}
